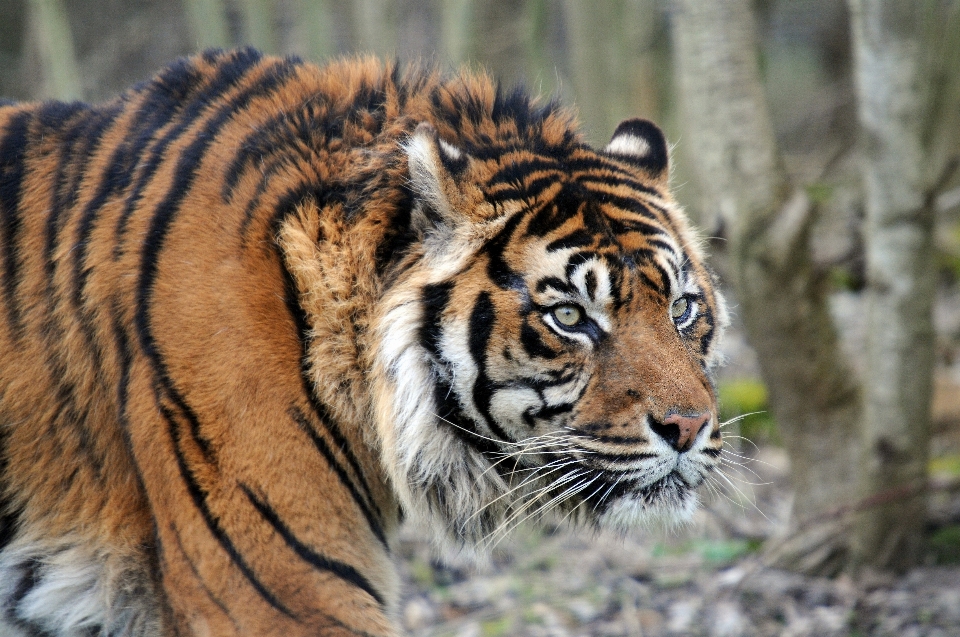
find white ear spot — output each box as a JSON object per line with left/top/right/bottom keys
{"left": 603, "top": 118, "right": 669, "bottom": 176}
{"left": 605, "top": 133, "right": 651, "bottom": 160}
{"left": 438, "top": 138, "right": 462, "bottom": 161}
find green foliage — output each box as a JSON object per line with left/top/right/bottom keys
{"left": 652, "top": 538, "right": 762, "bottom": 565}
{"left": 480, "top": 616, "right": 513, "bottom": 636}
{"left": 935, "top": 221, "right": 960, "bottom": 284}
{"left": 718, "top": 379, "right": 780, "bottom": 446}
{"left": 828, "top": 266, "right": 861, "bottom": 292}
{"left": 804, "top": 182, "right": 834, "bottom": 205}
{"left": 407, "top": 557, "right": 437, "bottom": 589}
{"left": 929, "top": 454, "right": 960, "bottom": 477}
{"left": 928, "top": 524, "right": 960, "bottom": 565}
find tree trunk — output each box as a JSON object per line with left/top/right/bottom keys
{"left": 326, "top": 0, "right": 395, "bottom": 58}
{"left": 466, "top": 0, "right": 532, "bottom": 89}
{"left": 289, "top": 0, "right": 336, "bottom": 61}
{"left": 848, "top": 0, "right": 935, "bottom": 573}
{"left": 562, "top": 0, "right": 663, "bottom": 143}
{"left": 183, "top": 0, "right": 230, "bottom": 50}
{"left": 238, "top": 0, "right": 277, "bottom": 54}
{"left": 563, "top": 0, "right": 629, "bottom": 143}
{"left": 26, "top": 0, "right": 82, "bottom": 100}
{"left": 670, "top": 0, "right": 862, "bottom": 575}
{"left": 439, "top": 0, "right": 472, "bottom": 67}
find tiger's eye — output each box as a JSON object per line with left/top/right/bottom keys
{"left": 553, "top": 304, "right": 583, "bottom": 326}
{"left": 671, "top": 297, "right": 689, "bottom": 320}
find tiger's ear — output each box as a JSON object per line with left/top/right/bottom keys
{"left": 405, "top": 122, "right": 480, "bottom": 234}
{"left": 603, "top": 118, "right": 669, "bottom": 184}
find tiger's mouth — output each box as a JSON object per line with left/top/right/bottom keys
{"left": 489, "top": 432, "right": 716, "bottom": 529}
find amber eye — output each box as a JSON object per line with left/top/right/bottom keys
{"left": 671, "top": 297, "right": 690, "bottom": 322}
{"left": 553, "top": 304, "right": 583, "bottom": 327}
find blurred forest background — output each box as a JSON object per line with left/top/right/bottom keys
{"left": 3, "top": 0, "right": 960, "bottom": 635}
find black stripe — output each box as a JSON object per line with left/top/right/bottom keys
{"left": 468, "top": 292, "right": 512, "bottom": 441}
{"left": 135, "top": 56, "right": 294, "bottom": 462}
{"left": 535, "top": 276, "right": 573, "bottom": 295}
{"left": 698, "top": 306, "right": 716, "bottom": 355}
{"left": 419, "top": 282, "right": 453, "bottom": 361}
{"left": 75, "top": 62, "right": 204, "bottom": 296}
{"left": 168, "top": 523, "right": 238, "bottom": 627}
{"left": 601, "top": 191, "right": 681, "bottom": 237}
{"left": 8, "top": 558, "right": 58, "bottom": 637}
{"left": 108, "top": 296, "right": 158, "bottom": 516}
{"left": 545, "top": 229, "right": 594, "bottom": 253}
{"left": 222, "top": 98, "right": 342, "bottom": 204}
{"left": 576, "top": 171, "right": 660, "bottom": 198}
{"left": 45, "top": 105, "right": 97, "bottom": 285}
{"left": 289, "top": 406, "right": 388, "bottom": 549}
{"left": 606, "top": 216, "right": 665, "bottom": 237}
{"left": 649, "top": 260, "right": 672, "bottom": 298}
{"left": 525, "top": 187, "right": 583, "bottom": 238}
{"left": 430, "top": 375, "right": 501, "bottom": 458}
{"left": 241, "top": 484, "right": 386, "bottom": 607}
{"left": 528, "top": 401, "right": 574, "bottom": 421}
{"left": 638, "top": 270, "right": 665, "bottom": 297}
{"left": 485, "top": 156, "right": 561, "bottom": 187}
{"left": 44, "top": 103, "right": 123, "bottom": 380}
{"left": 569, "top": 158, "right": 660, "bottom": 193}
{"left": 0, "top": 110, "right": 32, "bottom": 337}
{"left": 277, "top": 262, "right": 387, "bottom": 542}
{"left": 584, "top": 269, "right": 598, "bottom": 301}
{"left": 486, "top": 173, "right": 562, "bottom": 206}
{"left": 519, "top": 321, "right": 557, "bottom": 360}
{"left": 164, "top": 400, "right": 297, "bottom": 619}
{"left": 483, "top": 210, "right": 526, "bottom": 291}
{"left": 0, "top": 411, "right": 22, "bottom": 551}
{"left": 115, "top": 47, "right": 266, "bottom": 251}
{"left": 648, "top": 238, "right": 678, "bottom": 257}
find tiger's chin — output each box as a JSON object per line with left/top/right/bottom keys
{"left": 407, "top": 452, "right": 708, "bottom": 563}
{"left": 596, "top": 474, "right": 703, "bottom": 535}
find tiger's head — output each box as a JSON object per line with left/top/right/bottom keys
{"left": 372, "top": 117, "right": 726, "bottom": 552}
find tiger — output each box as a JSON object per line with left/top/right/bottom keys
{"left": 0, "top": 47, "right": 726, "bottom": 636}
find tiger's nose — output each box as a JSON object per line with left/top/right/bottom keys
{"left": 650, "top": 412, "right": 711, "bottom": 452}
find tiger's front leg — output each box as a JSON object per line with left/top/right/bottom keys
{"left": 123, "top": 376, "right": 399, "bottom": 635}
{"left": 121, "top": 250, "right": 400, "bottom": 635}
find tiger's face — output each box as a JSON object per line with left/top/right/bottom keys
{"left": 372, "top": 119, "right": 725, "bottom": 550}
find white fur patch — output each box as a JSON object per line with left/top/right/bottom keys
{"left": 604, "top": 133, "right": 651, "bottom": 160}
{"left": 0, "top": 535, "right": 163, "bottom": 637}
{"left": 598, "top": 487, "right": 699, "bottom": 534}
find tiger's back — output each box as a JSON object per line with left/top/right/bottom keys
{"left": 0, "top": 49, "right": 725, "bottom": 636}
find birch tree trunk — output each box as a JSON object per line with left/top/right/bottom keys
{"left": 26, "top": 0, "right": 82, "bottom": 100}
{"left": 238, "top": 0, "right": 277, "bottom": 54}
{"left": 290, "top": 0, "right": 336, "bottom": 61}
{"left": 671, "top": 0, "right": 862, "bottom": 575}
{"left": 184, "top": 0, "right": 230, "bottom": 49}
{"left": 848, "top": 0, "right": 935, "bottom": 573}
{"left": 439, "top": 0, "right": 472, "bottom": 67}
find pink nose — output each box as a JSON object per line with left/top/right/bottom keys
{"left": 652, "top": 412, "right": 711, "bottom": 452}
